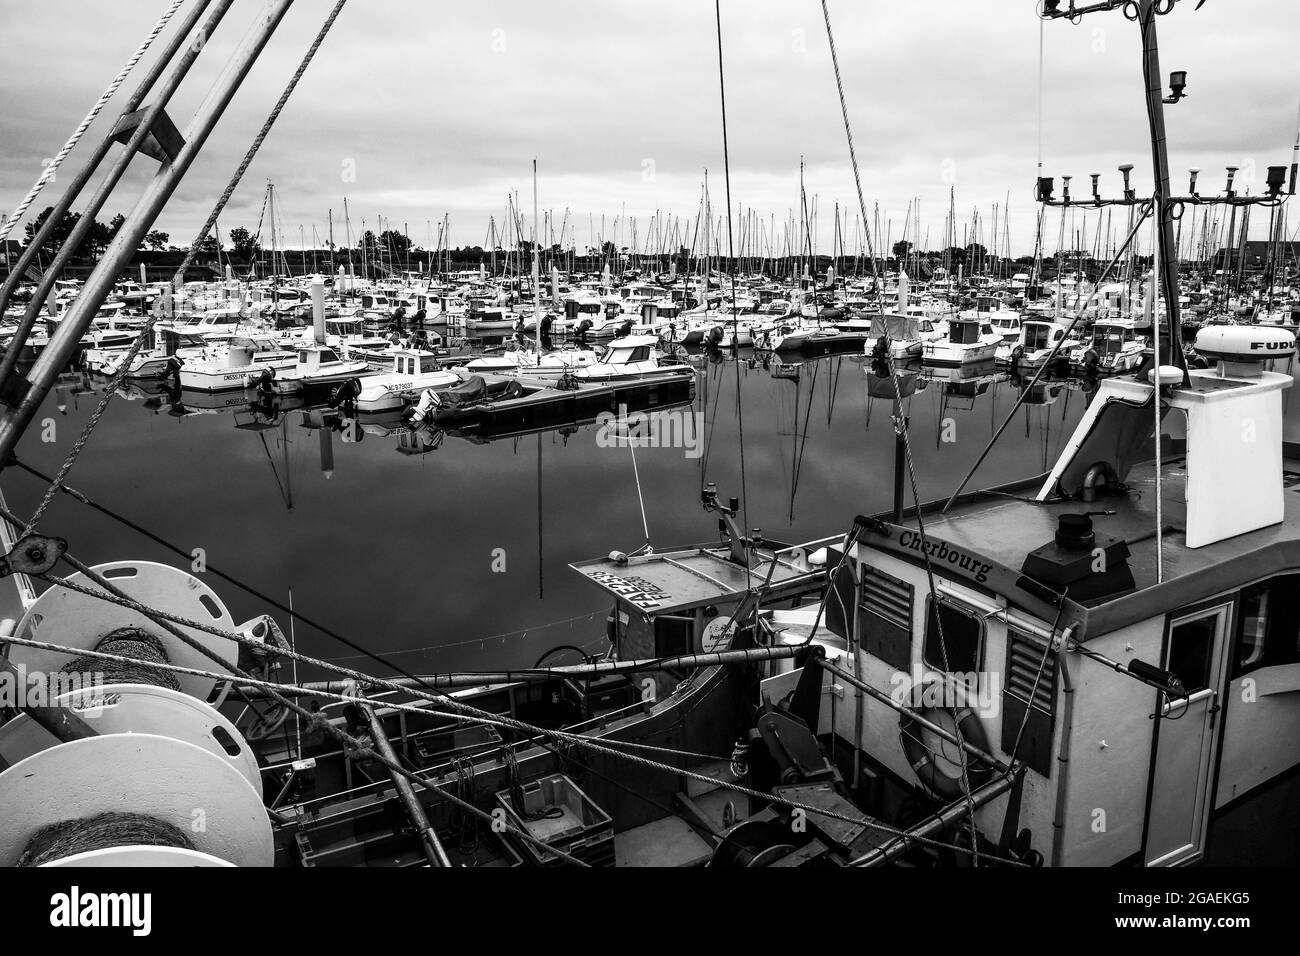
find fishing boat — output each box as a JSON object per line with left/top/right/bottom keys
{"left": 336, "top": 349, "right": 460, "bottom": 413}
{"left": 803, "top": 324, "right": 1300, "bottom": 866}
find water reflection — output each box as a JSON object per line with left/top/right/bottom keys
{"left": 13, "top": 350, "right": 1096, "bottom": 677}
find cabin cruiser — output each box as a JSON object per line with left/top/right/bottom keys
{"left": 460, "top": 345, "right": 601, "bottom": 379}
{"left": 1006, "top": 318, "right": 1083, "bottom": 369}
{"left": 342, "top": 349, "right": 461, "bottom": 412}
{"left": 923, "top": 316, "right": 1000, "bottom": 366}
{"left": 571, "top": 335, "right": 695, "bottom": 382}
{"left": 256, "top": 343, "right": 374, "bottom": 396}
{"left": 863, "top": 312, "right": 940, "bottom": 360}
{"left": 178, "top": 335, "right": 299, "bottom": 391}
{"left": 1069, "top": 317, "right": 1149, "bottom": 374}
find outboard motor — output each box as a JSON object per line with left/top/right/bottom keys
{"left": 617, "top": 319, "right": 633, "bottom": 338}
{"left": 539, "top": 314, "right": 553, "bottom": 336}
{"left": 576, "top": 318, "right": 593, "bottom": 342}
{"left": 328, "top": 376, "right": 362, "bottom": 409}
{"left": 706, "top": 325, "right": 724, "bottom": 348}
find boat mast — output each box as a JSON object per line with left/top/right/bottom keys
{"left": 0, "top": 0, "right": 294, "bottom": 465}
{"left": 533, "top": 158, "right": 541, "bottom": 353}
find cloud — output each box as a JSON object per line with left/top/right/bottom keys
{"left": 2, "top": 0, "right": 1297, "bottom": 255}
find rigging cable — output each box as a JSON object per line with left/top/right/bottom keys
{"left": 714, "top": 0, "right": 751, "bottom": 592}
{"left": 0, "top": 0, "right": 187, "bottom": 244}
{"left": 819, "top": 0, "right": 979, "bottom": 862}
{"left": 20, "top": 0, "right": 351, "bottom": 537}
{"left": 0, "top": 627, "right": 1027, "bottom": 866}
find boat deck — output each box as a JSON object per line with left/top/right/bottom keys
{"left": 918, "top": 449, "right": 1300, "bottom": 633}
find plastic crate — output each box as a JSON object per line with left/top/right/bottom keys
{"left": 494, "top": 773, "right": 615, "bottom": 867}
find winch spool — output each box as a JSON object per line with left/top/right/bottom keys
{"left": 0, "top": 733, "right": 273, "bottom": 867}
{"left": 62, "top": 626, "right": 180, "bottom": 691}
{"left": 0, "top": 682, "right": 262, "bottom": 792}
{"left": 7, "top": 560, "right": 239, "bottom": 702}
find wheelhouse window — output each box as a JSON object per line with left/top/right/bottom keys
{"left": 1024, "top": 324, "right": 1051, "bottom": 350}
{"left": 923, "top": 596, "right": 984, "bottom": 673}
{"left": 951, "top": 322, "right": 978, "bottom": 345}
{"left": 1000, "top": 629, "right": 1057, "bottom": 776}
{"left": 1234, "top": 575, "right": 1300, "bottom": 677}
{"left": 858, "top": 565, "right": 913, "bottom": 671}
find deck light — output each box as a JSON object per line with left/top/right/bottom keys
{"left": 1188, "top": 167, "right": 1200, "bottom": 195}
{"left": 1163, "top": 70, "right": 1188, "bottom": 104}
{"left": 1042, "top": 0, "right": 1062, "bottom": 13}
{"left": 1225, "top": 165, "right": 1239, "bottom": 196}
{"left": 1036, "top": 176, "right": 1055, "bottom": 203}
{"left": 702, "top": 481, "right": 718, "bottom": 507}
{"left": 1090, "top": 173, "right": 1101, "bottom": 202}
{"left": 1266, "top": 166, "right": 1287, "bottom": 198}
{"left": 1062, "top": 175, "right": 1073, "bottom": 204}
{"left": 1118, "top": 164, "right": 1134, "bottom": 200}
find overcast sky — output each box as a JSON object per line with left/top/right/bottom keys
{"left": 2, "top": 0, "right": 1297, "bottom": 259}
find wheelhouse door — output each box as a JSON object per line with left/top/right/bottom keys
{"left": 1144, "top": 602, "right": 1231, "bottom": 866}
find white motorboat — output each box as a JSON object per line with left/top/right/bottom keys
{"left": 349, "top": 350, "right": 461, "bottom": 412}
{"left": 570, "top": 335, "right": 695, "bottom": 382}
{"left": 256, "top": 344, "right": 374, "bottom": 396}
{"left": 178, "top": 335, "right": 298, "bottom": 392}
{"left": 1069, "top": 317, "right": 1149, "bottom": 374}
{"left": 922, "top": 316, "right": 1001, "bottom": 366}
{"left": 1006, "top": 318, "right": 1083, "bottom": 369}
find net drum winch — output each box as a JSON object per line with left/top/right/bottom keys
{"left": 0, "top": 560, "right": 274, "bottom": 867}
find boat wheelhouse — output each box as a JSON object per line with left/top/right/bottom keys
{"left": 818, "top": 327, "right": 1300, "bottom": 866}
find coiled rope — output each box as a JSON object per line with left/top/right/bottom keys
{"left": 62, "top": 626, "right": 180, "bottom": 691}
{"left": 18, "top": 811, "right": 195, "bottom": 867}
{"left": 0, "top": 0, "right": 187, "bottom": 244}
{"left": 22, "top": 0, "right": 351, "bottom": 537}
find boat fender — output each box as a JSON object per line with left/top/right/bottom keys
{"left": 898, "top": 693, "right": 995, "bottom": 801}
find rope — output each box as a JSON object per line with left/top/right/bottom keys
{"left": 18, "top": 811, "right": 194, "bottom": 867}
{"left": 0, "top": 628, "right": 1028, "bottom": 866}
{"left": 62, "top": 626, "right": 180, "bottom": 691}
{"left": 818, "top": 0, "right": 878, "bottom": 281}
{"left": 0, "top": 0, "right": 186, "bottom": 244}
{"left": 819, "top": 0, "right": 979, "bottom": 863}
{"left": 20, "top": 0, "right": 351, "bottom": 537}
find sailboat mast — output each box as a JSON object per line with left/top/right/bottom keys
{"left": 533, "top": 159, "right": 541, "bottom": 352}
